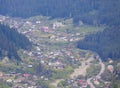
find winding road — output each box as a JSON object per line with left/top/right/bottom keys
{"left": 87, "top": 58, "right": 105, "bottom": 88}
{"left": 50, "top": 58, "right": 94, "bottom": 87}
{"left": 50, "top": 57, "right": 105, "bottom": 88}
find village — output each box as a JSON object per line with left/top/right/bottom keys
{"left": 0, "top": 15, "right": 115, "bottom": 88}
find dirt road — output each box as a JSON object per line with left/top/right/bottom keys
{"left": 70, "top": 58, "right": 94, "bottom": 79}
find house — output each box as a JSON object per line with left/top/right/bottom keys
{"left": 93, "top": 80, "right": 100, "bottom": 85}
{"left": 53, "top": 21, "right": 65, "bottom": 29}
{"left": 36, "top": 47, "right": 41, "bottom": 51}
{"left": 36, "top": 21, "right": 41, "bottom": 24}
{"left": 13, "top": 78, "right": 22, "bottom": 83}
{"left": 40, "top": 26, "right": 50, "bottom": 32}
{"left": 66, "top": 51, "right": 71, "bottom": 56}
{"left": 28, "top": 65, "right": 33, "bottom": 68}
{"left": 77, "top": 80, "right": 87, "bottom": 87}
{"left": 108, "top": 59, "right": 113, "bottom": 64}
{"left": 23, "top": 74, "right": 30, "bottom": 78}
{"left": 0, "top": 16, "right": 6, "bottom": 22}
{"left": 0, "top": 71, "right": 3, "bottom": 77}
{"left": 25, "top": 21, "right": 32, "bottom": 25}
{"left": 107, "top": 65, "right": 114, "bottom": 73}
{"left": 6, "top": 79, "right": 13, "bottom": 83}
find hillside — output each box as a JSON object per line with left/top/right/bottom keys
{"left": 0, "top": 0, "right": 120, "bottom": 25}
{"left": 77, "top": 0, "right": 120, "bottom": 61}
{"left": 77, "top": 26, "right": 120, "bottom": 61}
{"left": 0, "top": 24, "right": 31, "bottom": 60}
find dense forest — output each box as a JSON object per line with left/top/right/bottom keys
{"left": 0, "top": 24, "right": 31, "bottom": 60}
{"left": 77, "top": 0, "right": 120, "bottom": 61}
{"left": 77, "top": 26, "right": 120, "bottom": 61}
{"left": 0, "top": 0, "right": 120, "bottom": 25}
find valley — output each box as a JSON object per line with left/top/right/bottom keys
{"left": 0, "top": 15, "right": 115, "bottom": 88}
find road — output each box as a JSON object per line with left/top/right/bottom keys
{"left": 50, "top": 57, "right": 105, "bottom": 88}
{"left": 87, "top": 77, "right": 95, "bottom": 88}
{"left": 96, "top": 59, "right": 105, "bottom": 78}
{"left": 50, "top": 58, "right": 94, "bottom": 87}
{"left": 70, "top": 58, "right": 94, "bottom": 79}
{"left": 87, "top": 58, "right": 105, "bottom": 88}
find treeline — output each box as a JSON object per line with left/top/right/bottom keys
{"left": 0, "top": 0, "right": 96, "bottom": 19}
{"left": 0, "top": 0, "right": 120, "bottom": 25}
{"left": 0, "top": 24, "right": 31, "bottom": 61}
{"left": 77, "top": 0, "right": 120, "bottom": 61}
{"left": 77, "top": 26, "right": 120, "bottom": 61}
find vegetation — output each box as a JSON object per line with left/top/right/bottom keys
{"left": 36, "top": 63, "right": 53, "bottom": 78}
{"left": 52, "top": 66, "right": 73, "bottom": 79}
{"left": 0, "top": 0, "right": 119, "bottom": 25}
{"left": 0, "top": 24, "right": 31, "bottom": 60}
{"left": 77, "top": 26, "right": 120, "bottom": 61}
{"left": 86, "top": 64, "right": 100, "bottom": 77}
{"left": 77, "top": 0, "right": 120, "bottom": 61}
{"left": 0, "top": 80, "right": 10, "bottom": 88}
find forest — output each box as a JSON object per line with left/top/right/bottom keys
{"left": 0, "top": 0, "right": 119, "bottom": 25}
{"left": 77, "top": 26, "right": 120, "bottom": 61}
{"left": 77, "top": 0, "right": 120, "bottom": 60}
{"left": 0, "top": 24, "right": 31, "bottom": 60}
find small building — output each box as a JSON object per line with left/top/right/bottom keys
{"left": 107, "top": 65, "right": 114, "bottom": 73}
{"left": 77, "top": 80, "right": 87, "bottom": 87}
{"left": 40, "top": 26, "right": 50, "bottom": 32}
{"left": 0, "top": 71, "right": 3, "bottom": 77}
{"left": 36, "top": 21, "right": 41, "bottom": 24}
{"left": 23, "top": 74, "right": 30, "bottom": 78}
{"left": 53, "top": 21, "right": 65, "bottom": 29}
{"left": 66, "top": 51, "right": 71, "bottom": 56}
{"left": 108, "top": 59, "right": 113, "bottom": 64}
{"left": 28, "top": 65, "right": 33, "bottom": 68}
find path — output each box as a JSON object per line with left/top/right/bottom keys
{"left": 70, "top": 58, "right": 94, "bottom": 79}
